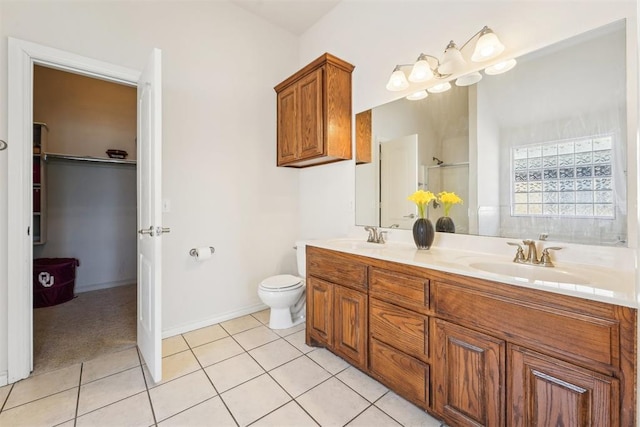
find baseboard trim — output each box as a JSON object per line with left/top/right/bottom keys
{"left": 162, "top": 303, "right": 269, "bottom": 338}
{"left": 76, "top": 280, "right": 136, "bottom": 294}
{"left": 0, "top": 370, "right": 8, "bottom": 387}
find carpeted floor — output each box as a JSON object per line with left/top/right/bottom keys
{"left": 33, "top": 283, "right": 137, "bottom": 375}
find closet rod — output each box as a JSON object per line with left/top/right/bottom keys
{"left": 426, "top": 161, "right": 469, "bottom": 169}
{"left": 44, "top": 152, "right": 136, "bottom": 165}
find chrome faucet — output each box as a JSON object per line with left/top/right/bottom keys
{"left": 507, "top": 240, "right": 562, "bottom": 267}
{"left": 364, "top": 226, "right": 387, "bottom": 244}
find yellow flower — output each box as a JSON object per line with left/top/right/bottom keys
{"left": 407, "top": 190, "right": 436, "bottom": 219}
{"left": 437, "top": 191, "right": 463, "bottom": 217}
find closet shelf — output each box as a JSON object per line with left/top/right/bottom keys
{"left": 44, "top": 152, "right": 136, "bottom": 165}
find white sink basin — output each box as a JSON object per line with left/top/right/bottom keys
{"left": 325, "top": 239, "right": 384, "bottom": 250}
{"left": 469, "top": 261, "right": 589, "bottom": 285}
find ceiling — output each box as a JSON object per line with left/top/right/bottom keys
{"left": 230, "top": 0, "right": 341, "bottom": 35}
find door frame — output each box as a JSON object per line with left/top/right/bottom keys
{"left": 7, "top": 38, "right": 142, "bottom": 383}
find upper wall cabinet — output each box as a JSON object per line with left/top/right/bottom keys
{"left": 274, "top": 53, "right": 354, "bottom": 168}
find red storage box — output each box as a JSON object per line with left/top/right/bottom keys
{"left": 33, "top": 258, "right": 79, "bottom": 308}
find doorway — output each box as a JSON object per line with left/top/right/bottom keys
{"left": 7, "top": 38, "right": 163, "bottom": 384}
{"left": 31, "top": 65, "right": 138, "bottom": 374}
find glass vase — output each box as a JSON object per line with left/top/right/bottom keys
{"left": 412, "top": 218, "right": 435, "bottom": 250}
{"left": 436, "top": 216, "right": 456, "bottom": 233}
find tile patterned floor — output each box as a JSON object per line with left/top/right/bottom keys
{"left": 0, "top": 310, "right": 444, "bottom": 426}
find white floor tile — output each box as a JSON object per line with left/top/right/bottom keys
{"left": 252, "top": 309, "right": 271, "bottom": 325}
{"left": 162, "top": 335, "right": 189, "bottom": 357}
{"left": 0, "top": 383, "right": 12, "bottom": 408}
{"left": 220, "top": 315, "right": 262, "bottom": 335}
{"left": 347, "top": 405, "right": 401, "bottom": 426}
{"left": 337, "top": 366, "right": 388, "bottom": 402}
{"left": 297, "top": 377, "right": 369, "bottom": 427}
{"left": 221, "top": 374, "right": 290, "bottom": 427}
{"left": 192, "top": 336, "right": 245, "bottom": 367}
{"left": 158, "top": 396, "right": 236, "bottom": 427}
{"left": 82, "top": 347, "right": 140, "bottom": 384}
{"left": 182, "top": 324, "right": 228, "bottom": 348}
{"left": 283, "top": 330, "right": 315, "bottom": 354}
{"left": 375, "top": 391, "right": 442, "bottom": 427}
{"left": 248, "top": 338, "right": 302, "bottom": 371}
{"left": 307, "top": 348, "right": 350, "bottom": 374}
{"left": 252, "top": 401, "right": 318, "bottom": 427}
{"left": 75, "top": 391, "right": 154, "bottom": 427}
{"left": 233, "top": 325, "right": 280, "bottom": 351}
{"left": 5, "top": 364, "right": 81, "bottom": 409}
{"left": 273, "top": 322, "right": 306, "bottom": 337}
{"left": 0, "top": 388, "right": 78, "bottom": 427}
{"left": 77, "top": 367, "right": 146, "bottom": 416}
{"left": 149, "top": 370, "right": 217, "bottom": 422}
{"left": 204, "top": 352, "right": 265, "bottom": 393}
{"left": 145, "top": 349, "right": 201, "bottom": 388}
{"left": 270, "top": 356, "right": 331, "bottom": 398}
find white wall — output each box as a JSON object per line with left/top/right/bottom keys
{"left": 0, "top": 1, "right": 300, "bottom": 379}
{"left": 33, "top": 161, "right": 137, "bottom": 293}
{"left": 298, "top": 0, "right": 637, "bottom": 242}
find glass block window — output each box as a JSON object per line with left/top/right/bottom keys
{"left": 511, "top": 135, "right": 614, "bottom": 218}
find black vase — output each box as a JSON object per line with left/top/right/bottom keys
{"left": 436, "top": 216, "right": 456, "bottom": 233}
{"left": 412, "top": 218, "right": 435, "bottom": 250}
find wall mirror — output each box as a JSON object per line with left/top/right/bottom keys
{"left": 355, "top": 20, "right": 628, "bottom": 246}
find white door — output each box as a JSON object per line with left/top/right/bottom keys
{"left": 380, "top": 134, "right": 419, "bottom": 229}
{"left": 137, "top": 48, "right": 163, "bottom": 382}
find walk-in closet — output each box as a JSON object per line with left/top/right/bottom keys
{"left": 32, "top": 65, "right": 138, "bottom": 374}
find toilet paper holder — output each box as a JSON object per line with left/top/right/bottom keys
{"left": 189, "top": 247, "right": 215, "bottom": 257}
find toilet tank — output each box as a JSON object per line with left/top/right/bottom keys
{"left": 295, "top": 241, "right": 306, "bottom": 278}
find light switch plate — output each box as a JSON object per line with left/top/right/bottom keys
{"left": 162, "top": 199, "right": 171, "bottom": 213}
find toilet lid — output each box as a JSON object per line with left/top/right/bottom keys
{"left": 260, "top": 274, "right": 302, "bottom": 290}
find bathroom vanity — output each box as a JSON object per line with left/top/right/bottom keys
{"left": 305, "top": 241, "right": 637, "bottom": 427}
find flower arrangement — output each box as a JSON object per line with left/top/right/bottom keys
{"left": 407, "top": 190, "right": 436, "bottom": 219}
{"left": 437, "top": 191, "right": 464, "bottom": 217}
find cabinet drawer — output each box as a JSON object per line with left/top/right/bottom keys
{"left": 307, "top": 247, "right": 367, "bottom": 290}
{"left": 369, "top": 298, "right": 428, "bottom": 363}
{"left": 370, "top": 268, "right": 429, "bottom": 314}
{"left": 434, "top": 281, "right": 620, "bottom": 371}
{"left": 370, "top": 338, "right": 430, "bottom": 409}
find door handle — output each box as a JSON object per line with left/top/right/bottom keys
{"left": 403, "top": 213, "right": 416, "bottom": 219}
{"left": 156, "top": 226, "right": 171, "bottom": 235}
{"left": 138, "top": 226, "right": 155, "bottom": 236}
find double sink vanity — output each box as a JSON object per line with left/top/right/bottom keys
{"left": 304, "top": 237, "right": 636, "bottom": 426}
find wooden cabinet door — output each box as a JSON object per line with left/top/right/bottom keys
{"left": 333, "top": 285, "right": 367, "bottom": 369}
{"left": 306, "top": 277, "right": 333, "bottom": 347}
{"left": 297, "top": 68, "right": 323, "bottom": 160}
{"left": 434, "top": 319, "right": 506, "bottom": 427}
{"left": 276, "top": 83, "right": 298, "bottom": 165}
{"left": 509, "top": 345, "right": 620, "bottom": 427}
{"left": 370, "top": 338, "right": 430, "bottom": 409}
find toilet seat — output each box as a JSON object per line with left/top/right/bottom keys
{"left": 259, "top": 274, "right": 303, "bottom": 292}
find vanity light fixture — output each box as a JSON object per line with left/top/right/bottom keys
{"left": 484, "top": 58, "right": 517, "bottom": 75}
{"left": 455, "top": 71, "right": 482, "bottom": 86}
{"left": 385, "top": 65, "right": 410, "bottom": 91}
{"left": 386, "top": 25, "right": 514, "bottom": 97}
{"left": 406, "top": 90, "right": 428, "bottom": 100}
{"left": 427, "top": 82, "right": 452, "bottom": 94}
{"left": 408, "top": 54, "right": 435, "bottom": 82}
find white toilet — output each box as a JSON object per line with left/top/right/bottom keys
{"left": 257, "top": 242, "right": 306, "bottom": 330}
